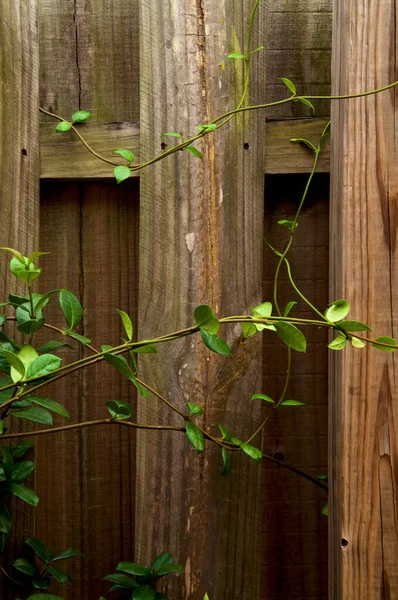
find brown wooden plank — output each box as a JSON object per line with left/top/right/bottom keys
{"left": 37, "top": 180, "right": 139, "bottom": 598}
{"left": 330, "top": 1, "right": 398, "bottom": 598}
{"left": 0, "top": 1, "right": 39, "bottom": 596}
{"left": 39, "top": 0, "right": 139, "bottom": 122}
{"left": 40, "top": 122, "right": 140, "bottom": 179}
{"left": 266, "top": 1, "right": 332, "bottom": 120}
{"left": 264, "top": 119, "right": 330, "bottom": 173}
{"left": 262, "top": 174, "right": 329, "bottom": 600}
{"left": 136, "top": 1, "right": 266, "bottom": 599}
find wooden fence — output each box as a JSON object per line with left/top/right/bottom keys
{"left": 0, "top": 0, "right": 397, "bottom": 599}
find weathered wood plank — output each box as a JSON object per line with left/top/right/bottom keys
{"left": 40, "top": 122, "right": 140, "bottom": 179}
{"left": 262, "top": 174, "right": 329, "bottom": 599}
{"left": 264, "top": 119, "right": 329, "bottom": 173}
{"left": 39, "top": 0, "right": 139, "bottom": 122}
{"left": 136, "top": 1, "right": 266, "bottom": 599}
{"left": 38, "top": 180, "right": 139, "bottom": 598}
{"left": 266, "top": 1, "right": 332, "bottom": 120}
{"left": 0, "top": 1, "right": 39, "bottom": 596}
{"left": 330, "top": 1, "right": 398, "bottom": 598}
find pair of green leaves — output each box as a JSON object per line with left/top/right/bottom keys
{"left": 0, "top": 446, "right": 38, "bottom": 507}
{"left": 3, "top": 344, "right": 61, "bottom": 384}
{"left": 252, "top": 393, "right": 305, "bottom": 407}
{"left": 194, "top": 305, "right": 231, "bottom": 356}
{"left": 241, "top": 301, "right": 306, "bottom": 352}
{"left": 55, "top": 110, "right": 91, "bottom": 132}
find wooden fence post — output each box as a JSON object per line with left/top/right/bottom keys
{"left": 330, "top": 1, "right": 398, "bottom": 597}
{"left": 0, "top": 0, "right": 39, "bottom": 594}
{"left": 137, "top": 1, "right": 266, "bottom": 598}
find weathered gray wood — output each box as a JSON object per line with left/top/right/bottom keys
{"left": 137, "top": 1, "right": 266, "bottom": 598}
{"left": 266, "top": 1, "right": 332, "bottom": 120}
{"left": 264, "top": 118, "right": 330, "bottom": 173}
{"left": 0, "top": 0, "right": 39, "bottom": 595}
{"left": 330, "top": 1, "right": 398, "bottom": 598}
{"left": 40, "top": 122, "right": 140, "bottom": 178}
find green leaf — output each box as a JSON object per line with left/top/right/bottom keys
{"left": 325, "top": 299, "right": 350, "bottom": 322}
{"left": 185, "top": 422, "right": 205, "bottom": 453}
{"left": 52, "top": 548, "right": 82, "bottom": 562}
{"left": 8, "top": 484, "right": 39, "bottom": 506}
{"left": 227, "top": 52, "right": 246, "bottom": 59}
{"left": 11, "top": 397, "right": 32, "bottom": 409}
{"left": 221, "top": 448, "right": 231, "bottom": 476}
{"left": 296, "top": 97, "right": 315, "bottom": 113}
{"left": 113, "top": 149, "right": 135, "bottom": 164}
{"left": 195, "top": 124, "right": 217, "bottom": 132}
{"left": 338, "top": 320, "right": 371, "bottom": 332}
{"left": 13, "top": 557, "right": 39, "bottom": 577}
{"left": 27, "top": 251, "right": 50, "bottom": 266}
{"left": 242, "top": 322, "right": 257, "bottom": 338}
{"left": 161, "top": 132, "right": 183, "bottom": 139}
{"left": 64, "top": 330, "right": 92, "bottom": 345}
{"left": 186, "top": 402, "right": 203, "bottom": 416}
{"left": 27, "top": 595, "right": 64, "bottom": 600}
{"left": 36, "top": 341, "right": 72, "bottom": 354}
{"left": 114, "top": 165, "right": 132, "bottom": 184}
{"left": 102, "top": 573, "right": 138, "bottom": 589}
{"left": 184, "top": 146, "right": 202, "bottom": 160}
{"left": 1, "top": 446, "right": 13, "bottom": 478}
{"left": 194, "top": 305, "right": 220, "bottom": 335}
{"left": 59, "top": 289, "right": 83, "bottom": 330}
{"left": 26, "top": 354, "right": 62, "bottom": 380}
{"left": 11, "top": 442, "right": 35, "bottom": 459}
{"left": 290, "top": 138, "right": 317, "bottom": 153}
{"left": 251, "top": 45, "right": 265, "bottom": 55}
{"left": 152, "top": 552, "right": 173, "bottom": 573}
{"left": 317, "top": 474, "right": 328, "bottom": 481}
{"left": 328, "top": 336, "right": 347, "bottom": 351}
{"left": 351, "top": 336, "right": 366, "bottom": 349}
{"left": 251, "top": 393, "right": 275, "bottom": 404}
{"left": 0, "top": 247, "right": 26, "bottom": 264}
{"left": 129, "top": 375, "right": 151, "bottom": 398}
{"left": 0, "top": 506, "right": 11, "bottom": 534}
{"left": 131, "top": 344, "right": 158, "bottom": 354}
{"left": 218, "top": 424, "right": 232, "bottom": 442}
{"left": 26, "top": 537, "right": 53, "bottom": 562}
{"left": 32, "top": 580, "right": 51, "bottom": 591}
{"left": 274, "top": 321, "right": 306, "bottom": 352}
{"left": 116, "top": 562, "right": 151, "bottom": 577}
{"left": 10, "top": 460, "right": 35, "bottom": 482}
{"left": 133, "top": 586, "right": 156, "bottom": 600}
{"left": 45, "top": 564, "right": 71, "bottom": 584}
{"left": 278, "top": 77, "right": 296, "bottom": 95}
{"left": 2, "top": 349, "right": 25, "bottom": 382}
{"left": 372, "top": 336, "right": 398, "bottom": 352}
{"left": 322, "top": 501, "right": 328, "bottom": 516}
{"left": 0, "top": 315, "right": 6, "bottom": 329}
{"left": 252, "top": 302, "right": 272, "bottom": 318}
{"left": 27, "top": 396, "right": 70, "bottom": 420}
{"left": 10, "top": 259, "right": 41, "bottom": 284}
{"left": 200, "top": 330, "right": 231, "bottom": 356}
{"left": 117, "top": 310, "right": 133, "bottom": 341}
{"left": 102, "top": 349, "right": 134, "bottom": 379}
{"left": 283, "top": 301, "right": 297, "bottom": 317}
{"left": 106, "top": 400, "right": 133, "bottom": 421}
{"left": 241, "top": 443, "right": 263, "bottom": 462}
{"left": 154, "top": 563, "right": 183, "bottom": 577}
{"left": 12, "top": 407, "right": 53, "bottom": 426}
{"left": 8, "top": 293, "right": 28, "bottom": 306}
{"left": 34, "top": 289, "right": 60, "bottom": 312}
{"left": 71, "top": 110, "right": 91, "bottom": 123}
{"left": 280, "top": 399, "right": 306, "bottom": 407}
{"left": 56, "top": 121, "right": 72, "bottom": 132}
{"left": 277, "top": 219, "right": 297, "bottom": 232}
{"left": 17, "top": 318, "right": 45, "bottom": 335}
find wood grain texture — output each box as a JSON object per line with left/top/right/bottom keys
{"left": 40, "top": 122, "right": 140, "bottom": 179}
{"left": 39, "top": 0, "right": 139, "bottom": 122}
{"left": 0, "top": 1, "right": 39, "bottom": 596}
{"left": 330, "top": 1, "right": 398, "bottom": 598}
{"left": 264, "top": 118, "right": 330, "bottom": 173}
{"left": 266, "top": 0, "right": 332, "bottom": 120}
{"left": 262, "top": 174, "right": 329, "bottom": 600}
{"left": 37, "top": 181, "right": 139, "bottom": 598}
{"left": 137, "top": 1, "right": 266, "bottom": 598}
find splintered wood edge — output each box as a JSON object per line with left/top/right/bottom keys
{"left": 40, "top": 119, "right": 331, "bottom": 178}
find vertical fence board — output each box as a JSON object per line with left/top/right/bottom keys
{"left": 330, "top": 1, "right": 398, "bottom": 598}
{"left": 38, "top": 181, "right": 139, "bottom": 598}
{"left": 0, "top": 0, "right": 39, "bottom": 595}
{"left": 137, "top": 1, "right": 266, "bottom": 598}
